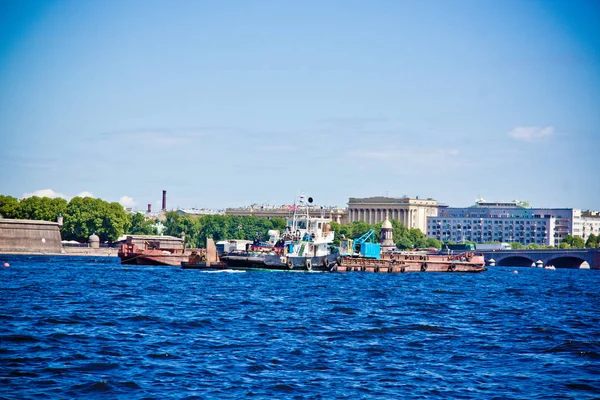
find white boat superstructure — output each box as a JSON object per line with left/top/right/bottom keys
{"left": 282, "top": 195, "right": 335, "bottom": 260}
{"left": 221, "top": 194, "right": 339, "bottom": 271}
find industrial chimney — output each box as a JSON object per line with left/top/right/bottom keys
{"left": 147, "top": 203, "right": 152, "bottom": 213}
{"left": 162, "top": 190, "right": 167, "bottom": 211}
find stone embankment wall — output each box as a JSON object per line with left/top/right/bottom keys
{"left": 62, "top": 247, "right": 118, "bottom": 257}
{"left": 0, "top": 219, "right": 62, "bottom": 254}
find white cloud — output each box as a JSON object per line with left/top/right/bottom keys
{"left": 22, "top": 189, "right": 68, "bottom": 199}
{"left": 22, "top": 189, "right": 95, "bottom": 201}
{"left": 507, "top": 126, "right": 554, "bottom": 142}
{"left": 119, "top": 196, "right": 136, "bottom": 208}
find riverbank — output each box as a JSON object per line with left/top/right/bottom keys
{"left": 0, "top": 247, "right": 118, "bottom": 257}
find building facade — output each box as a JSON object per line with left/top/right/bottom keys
{"left": 426, "top": 199, "right": 582, "bottom": 246}
{"left": 225, "top": 205, "right": 346, "bottom": 224}
{"left": 347, "top": 196, "right": 440, "bottom": 233}
{"left": 581, "top": 211, "right": 600, "bottom": 241}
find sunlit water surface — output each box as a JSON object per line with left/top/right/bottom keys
{"left": 1, "top": 255, "right": 599, "bottom": 399}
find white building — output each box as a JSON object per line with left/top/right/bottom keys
{"left": 581, "top": 210, "right": 600, "bottom": 241}
{"left": 177, "top": 208, "right": 225, "bottom": 217}
{"left": 347, "top": 196, "right": 440, "bottom": 233}
{"left": 426, "top": 199, "right": 582, "bottom": 246}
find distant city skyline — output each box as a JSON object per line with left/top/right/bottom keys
{"left": 1, "top": 0, "right": 598, "bottom": 211}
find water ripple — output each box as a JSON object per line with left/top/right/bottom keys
{"left": 1, "top": 255, "right": 599, "bottom": 399}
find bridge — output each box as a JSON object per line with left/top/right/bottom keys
{"left": 476, "top": 248, "right": 600, "bottom": 269}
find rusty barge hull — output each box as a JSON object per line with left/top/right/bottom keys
{"left": 332, "top": 261, "right": 486, "bottom": 273}
{"left": 118, "top": 235, "right": 196, "bottom": 267}
{"left": 332, "top": 253, "right": 486, "bottom": 273}
{"left": 181, "top": 261, "right": 227, "bottom": 270}
{"left": 119, "top": 252, "right": 190, "bottom": 267}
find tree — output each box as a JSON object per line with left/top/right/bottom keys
{"left": 62, "top": 197, "right": 129, "bottom": 242}
{"left": 162, "top": 213, "right": 287, "bottom": 248}
{"left": 425, "top": 238, "right": 442, "bottom": 250}
{"left": 127, "top": 213, "right": 157, "bottom": 235}
{"left": 558, "top": 242, "right": 570, "bottom": 249}
{"left": 510, "top": 242, "right": 525, "bottom": 250}
{"left": 19, "top": 196, "right": 67, "bottom": 222}
{"left": 571, "top": 236, "right": 585, "bottom": 249}
{"left": 561, "top": 234, "right": 574, "bottom": 247}
{"left": 0, "top": 195, "right": 20, "bottom": 218}
{"left": 585, "top": 234, "right": 598, "bottom": 248}
{"left": 396, "top": 237, "right": 414, "bottom": 250}
{"left": 561, "top": 234, "right": 585, "bottom": 249}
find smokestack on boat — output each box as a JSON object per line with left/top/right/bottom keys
{"left": 162, "top": 190, "right": 167, "bottom": 211}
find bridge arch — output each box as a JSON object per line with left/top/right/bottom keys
{"left": 497, "top": 256, "right": 534, "bottom": 267}
{"left": 546, "top": 256, "right": 587, "bottom": 269}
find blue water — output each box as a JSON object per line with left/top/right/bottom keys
{"left": 1, "top": 255, "right": 599, "bottom": 399}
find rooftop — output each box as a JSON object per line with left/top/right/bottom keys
{"left": 0, "top": 218, "right": 60, "bottom": 226}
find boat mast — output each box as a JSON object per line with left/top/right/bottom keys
{"left": 291, "top": 194, "right": 299, "bottom": 233}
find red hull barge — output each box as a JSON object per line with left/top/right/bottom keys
{"left": 118, "top": 235, "right": 191, "bottom": 267}
{"left": 332, "top": 252, "right": 486, "bottom": 273}
{"left": 180, "top": 239, "right": 227, "bottom": 270}
{"left": 119, "top": 248, "right": 190, "bottom": 266}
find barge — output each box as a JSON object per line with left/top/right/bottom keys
{"left": 181, "top": 239, "right": 227, "bottom": 270}
{"left": 118, "top": 235, "right": 192, "bottom": 266}
{"left": 332, "top": 251, "right": 486, "bottom": 273}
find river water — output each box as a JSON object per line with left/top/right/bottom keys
{"left": 1, "top": 255, "right": 599, "bottom": 399}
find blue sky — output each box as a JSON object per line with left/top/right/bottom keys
{"left": 1, "top": 0, "right": 599, "bottom": 211}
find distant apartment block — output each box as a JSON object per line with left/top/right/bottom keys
{"left": 225, "top": 204, "right": 346, "bottom": 224}
{"left": 426, "top": 199, "right": 585, "bottom": 246}
{"left": 581, "top": 210, "right": 600, "bottom": 240}
{"left": 347, "top": 196, "right": 441, "bottom": 233}
{"left": 177, "top": 208, "right": 225, "bottom": 217}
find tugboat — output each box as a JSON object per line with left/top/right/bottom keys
{"left": 221, "top": 195, "right": 338, "bottom": 272}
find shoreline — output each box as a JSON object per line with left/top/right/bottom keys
{"left": 1, "top": 248, "right": 119, "bottom": 257}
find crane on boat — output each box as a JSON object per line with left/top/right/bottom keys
{"left": 339, "top": 229, "right": 381, "bottom": 259}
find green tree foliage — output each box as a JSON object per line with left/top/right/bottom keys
{"left": 510, "top": 242, "right": 525, "bottom": 250}
{"left": 127, "top": 213, "right": 157, "bottom": 235}
{"left": 0, "top": 195, "right": 21, "bottom": 218}
{"left": 561, "top": 234, "right": 585, "bottom": 249}
{"left": 311, "top": 219, "right": 441, "bottom": 250}
{"left": 162, "top": 213, "right": 287, "bottom": 248}
{"left": 526, "top": 243, "right": 541, "bottom": 249}
{"left": 62, "top": 197, "right": 129, "bottom": 242}
{"left": 19, "top": 196, "right": 67, "bottom": 222}
{"left": 161, "top": 215, "right": 443, "bottom": 251}
{"left": 585, "top": 234, "right": 598, "bottom": 248}
{"left": 572, "top": 236, "right": 586, "bottom": 248}
{"left": 425, "top": 238, "right": 442, "bottom": 249}
{"left": 0, "top": 194, "right": 131, "bottom": 242}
